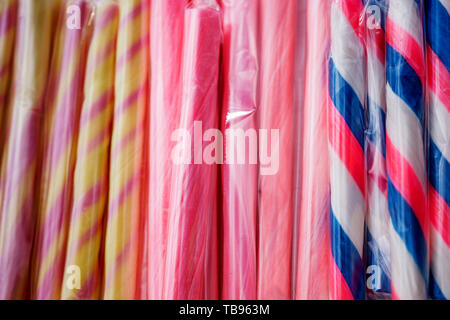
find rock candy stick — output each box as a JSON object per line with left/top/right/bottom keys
{"left": 147, "top": 0, "right": 186, "bottom": 300}
{"left": 426, "top": 0, "right": 450, "bottom": 300}
{"left": 385, "top": 0, "right": 428, "bottom": 299}
{"left": 364, "top": 0, "right": 391, "bottom": 298}
{"left": 221, "top": 0, "right": 258, "bottom": 300}
{"left": 328, "top": 0, "right": 367, "bottom": 300}
{"left": 0, "top": 0, "right": 60, "bottom": 300}
{"left": 102, "top": 0, "right": 149, "bottom": 300}
{"left": 0, "top": 0, "right": 17, "bottom": 157}
{"left": 296, "top": 0, "right": 331, "bottom": 300}
{"left": 31, "top": 0, "right": 93, "bottom": 300}
{"left": 61, "top": 0, "right": 119, "bottom": 300}
{"left": 164, "top": 0, "right": 221, "bottom": 300}
{"left": 257, "top": 0, "right": 296, "bottom": 300}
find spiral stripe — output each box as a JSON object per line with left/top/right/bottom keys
{"left": 103, "top": 0, "right": 149, "bottom": 300}
{"left": 426, "top": 0, "right": 450, "bottom": 299}
{"left": 0, "top": 0, "right": 17, "bottom": 157}
{"left": 61, "top": 1, "right": 119, "bottom": 300}
{"left": 0, "top": 0, "right": 60, "bottom": 300}
{"left": 386, "top": 0, "right": 428, "bottom": 299}
{"left": 363, "top": 0, "right": 391, "bottom": 296}
{"left": 30, "top": 0, "right": 94, "bottom": 300}
{"left": 329, "top": 0, "right": 366, "bottom": 300}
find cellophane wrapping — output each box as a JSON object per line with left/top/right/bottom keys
{"left": 32, "top": 0, "right": 93, "bottom": 300}
{"left": 164, "top": 0, "right": 221, "bottom": 300}
{"left": 220, "top": 0, "right": 258, "bottom": 300}
{"left": 0, "top": 0, "right": 61, "bottom": 299}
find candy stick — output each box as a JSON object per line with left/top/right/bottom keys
{"left": 328, "top": 0, "right": 366, "bottom": 300}
{"left": 60, "top": 0, "right": 119, "bottom": 300}
{"left": 257, "top": 0, "right": 296, "bottom": 300}
{"left": 164, "top": 0, "right": 221, "bottom": 299}
{"left": 0, "top": 0, "right": 17, "bottom": 155}
{"left": 363, "top": 0, "right": 391, "bottom": 298}
{"left": 386, "top": 0, "right": 428, "bottom": 299}
{"left": 102, "top": 0, "right": 149, "bottom": 300}
{"left": 425, "top": 0, "right": 450, "bottom": 300}
{"left": 295, "top": 0, "right": 331, "bottom": 300}
{"left": 0, "top": 0, "right": 60, "bottom": 300}
{"left": 148, "top": 0, "right": 186, "bottom": 300}
{"left": 220, "top": 0, "right": 258, "bottom": 300}
{"left": 31, "top": 0, "right": 93, "bottom": 300}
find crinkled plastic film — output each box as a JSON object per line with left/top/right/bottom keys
{"left": 328, "top": 0, "right": 367, "bottom": 300}
{"left": 0, "top": 0, "right": 447, "bottom": 301}
{"left": 220, "top": 0, "right": 258, "bottom": 300}
{"left": 148, "top": 0, "right": 186, "bottom": 300}
{"left": 296, "top": 0, "right": 331, "bottom": 301}
{"left": 32, "top": 0, "right": 93, "bottom": 300}
{"left": 426, "top": 0, "right": 450, "bottom": 300}
{"left": 164, "top": 0, "right": 221, "bottom": 300}
{"left": 385, "top": 0, "right": 429, "bottom": 300}
{"left": 363, "top": 0, "right": 391, "bottom": 300}
{"left": 103, "top": 0, "right": 149, "bottom": 300}
{"left": 0, "top": 0, "right": 61, "bottom": 300}
{"left": 62, "top": 0, "right": 118, "bottom": 300}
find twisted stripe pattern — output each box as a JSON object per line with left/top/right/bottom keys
{"left": 0, "top": 0, "right": 59, "bottom": 299}
{"left": 33, "top": 0, "right": 93, "bottom": 300}
{"left": 328, "top": 0, "right": 366, "bottom": 300}
{"left": 363, "top": 0, "right": 391, "bottom": 295}
{"left": 425, "top": 0, "right": 450, "bottom": 300}
{"left": 386, "top": 0, "right": 429, "bottom": 299}
{"left": 103, "top": 0, "right": 149, "bottom": 300}
{"left": 61, "top": 0, "right": 118, "bottom": 300}
{"left": 0, "top": 0, "right": 17, "bottom": 154}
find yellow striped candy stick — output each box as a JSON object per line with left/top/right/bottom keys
{"left": 0, "top": 0, "right": 61, "bottom": 299}
{"left": 31, "top": 0, "right": 94, "bottom": 300}
{"left": 0, "top": 0, "right": 17, "bottom": 151}
{"left": 61, "top": 0, "right": 119, "bottom": 300}
{"left": 103, "top": 0, "right": 149, "bottom": 300}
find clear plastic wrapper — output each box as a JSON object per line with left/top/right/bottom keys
{"left": 164, "top": 0, "right": 221, "bottom": 300}
{"left": 148, "top": 0, "right": 186, "bottom": 300}
{"left": 385, "top": 0, "right": 428, "bottom": 299}
{"left": 220, "top": 0, "right": 258, "bottom": 300}
{"left": 257, "top": 0, "right": 296, "bottom": 300}
{"left": 31, "top": 0, "right": 93, "bottom": 300}
{"left": 60, "top": 0, "right": 119, "bottom": 300}
{"left": 328, "top": 0, "right": 366, "bottom": 300}
{"left": 425, "top": 0, "right": 450, "bottom": 300}
{"left": 363, "top": 0, "right": 391, "bottom": 299}
{"left": 0, "top": 0, "right": 17, "bottom": 155}
{"left": 0, "top": 0, "right": 61, "bottom": 300}
{"left": 295, "top": 0, "right": 331, "bottom": 300}
{"left": 103, "top": 0, "right": 149, "bottom": 300}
